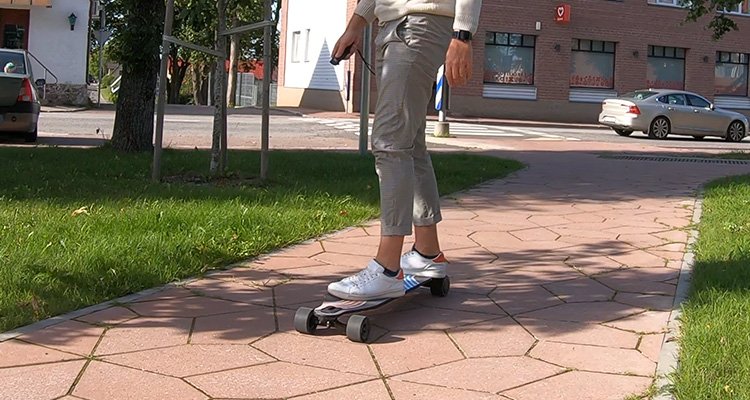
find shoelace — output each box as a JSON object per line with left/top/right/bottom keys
{"left": 343, "top": 267, "right": 379, "bottom": 287}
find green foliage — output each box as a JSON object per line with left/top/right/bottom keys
{"left": 681, "top": 0, "right": 746, "bottom": 39}
{"left": 672, "top": 175, "right": 750, "bottom": 398}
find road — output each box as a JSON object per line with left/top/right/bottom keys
{"left": 2, "top": 106, "right": 748, "bottom": 152}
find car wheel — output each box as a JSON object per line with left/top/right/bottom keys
{"left": 726, "top": 121, "right": 746, "bottom": 143}
{"left": 692, "top": 135, "right": 705, "bottom": 140}
{"left": 648, "top": 117, "right": 670, "bottom": 140}
{"left": 614, "top": 128, "right": 633, "bottom": 137}
{"left": 24, "top": 128, "right": 38, "bottom": 143}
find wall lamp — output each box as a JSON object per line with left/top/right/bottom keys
{"left": 553, "top": 43, "right": 561, "bottom": 52}
{"left": 632, "top": 50, "right": 639, "bottom": 58}
{"left": 68, "top": 13, "right": 77, "bottom": 31}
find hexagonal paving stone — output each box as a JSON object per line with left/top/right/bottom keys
{"left": 370, "top": 330, "right": 464, "bottom": 376}
{"left": 518, "top": 302, "right": 642, "bottom": 324}
{"left": 388, "top": 380, "right": 507, "bottom": 399}
{"left": 488, "top": 285, "right": 564, "bottom": 316}
{"left": 510, "top": 227, "right": 561, "bottom": 242}
{"left": 103, "top": 344, "right": 274, "bottom": 377}
{"left": 253, "top": 333, "right": 378, "bottom": 375}
{"left": 614, "top": 292, "right": 674, "bottom": 311}
{"left": 127, "top": 296, "right": 248, "bottom": 318}
{"left": 563, "top": 256, "right": 624, "bottom": 276}
{"left": 76, "top": 306, "right": 138, "bottom": 326}
{"left": 19, "top": 320, "right": 105, "bottom": 356}
{"left": 518, "top": 318, "right": 639, "bottom": 348}
{"left": 596, "top": 269, "right": 677, "bottom": 295}
{"left": 245, "top": 256, "right": 326, "bottom": 270}
{"left": 448, "top": 317, "right": 535, "bottom": 357}
{"left": 373, "top": 306, "right": 497, "bottom": 331}
{"left": 0, "top": 339, "right": 82, "bottom": 368}
{"left": 394, "top": 357, "right": 562, "bottom": 393}
{"left": 502, "top": 370, "right": 652, "bottom": 400}
{"left": 0, "top": 360, "right": 85, "bottom": 400}
{"left": 186, "top": 361, "right": 370, "bottom": 399}
{"left": 191, "top": 308, "right": 276, "bottom": 344}
{"left": 74, "top": 361, "right": 207, "bottom": 400}
{"left": 530, "top": 341, "right": 656, "bottom": 376}
{"left": 638, "top": 333, "right": 666, "bottom": 363}
{"left": 95, "top": 317, "right": 191, "bottom": 355}
{"left": 414, "top": 291, "right": 506, "bottom": 316}
{"left": 313, "top": 252, "right": 375, "bottom": 268}
{"left": 294, "top": 380, "right": 391, "bottom": 400}
{"left": 608, "top": 250, "right": 666, "bottom": 268}
{"left": 604, "top": 311, "right": 671, "bottom": 334}
{"left": 543, "top": 278, "right": 614, "bottom": 303}
{"left": 185, "top": 278, "right": 273, "bottom": 306}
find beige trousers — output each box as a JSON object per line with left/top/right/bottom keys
{"left": 371, "top": 13, "right": 453, "bottom": 236}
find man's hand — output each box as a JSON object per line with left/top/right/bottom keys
{"left": 332, "top": 14, "right": 367, "bottom": 61}
{"left": 445, "top": 39, "right": 473, "bottom": 87}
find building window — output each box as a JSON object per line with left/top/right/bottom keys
{"left": 291, "top": 31, "right": 301, "bottom": 62}
{"left": 724, "top": 0, "right": 750, "bottom": 15}
{"left": 484, "top": 32, "right": 535, "bottom": 85}
{"left": 647, "top": 45, "right": 686, "bottom": 90}
{"left": 304, "top": 29, "right": 310, "bottom": 62}
{"left": 570, "top": 39, "right": 616, "bottom": 89}
{"left": 3, "top": 25, "right": 25, "bottom": 50}
{"left": 716, "top": 52, "right": 749, "bottom": 96}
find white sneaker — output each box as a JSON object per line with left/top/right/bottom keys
{"left": 327, "top": 260, "right": 405, "bottom": 300}
{"left": 401, "top": 250, "right": 448, "bottom": 278}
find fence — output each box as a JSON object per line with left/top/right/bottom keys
{"left": 235, "top": 72, "right": 277, "bottom": 107}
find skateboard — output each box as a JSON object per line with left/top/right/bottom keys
{"left": 294, "top": 274, "right": 450, "bottom": 343}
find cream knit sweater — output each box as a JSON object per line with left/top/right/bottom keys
{"left": 354, "top": 0, "right": 482, "bottom": 34}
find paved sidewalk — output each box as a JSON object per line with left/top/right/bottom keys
{"left": 2, "top": 142, "right": 749, "bottom": 399}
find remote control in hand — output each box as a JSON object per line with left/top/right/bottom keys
{"left": 330, "top": 44, "right": 353, "bottom": 65}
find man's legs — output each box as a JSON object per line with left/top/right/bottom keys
{"left": 328, "top": 14, "right": 453, "bottom": 300}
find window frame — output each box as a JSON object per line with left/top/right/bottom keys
{"left": 484, "top": 31, "right": 537, "bottom": 85}
{"left": 715, "top": 51, "right": 749, "bottom": 96}
{"left": 647, "top": 45, "right": 687, "bottom": 90}
{"left": 570, "top": 38, "right": 616, "bottom": 89}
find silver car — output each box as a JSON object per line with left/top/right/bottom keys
{"left": 0, "top": 48, "right": 43, "bottom": 143}
{"left": 598, "top": 89, "right": 749, "bottom": 142}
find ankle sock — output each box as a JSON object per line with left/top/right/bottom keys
{"left": 382, "top": 267, "right": 400, "bottom": 277}
{"left": 413, "top": 245, "right": 439, "bottom": 260}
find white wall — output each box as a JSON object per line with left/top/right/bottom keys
{"left": 28, "top": 0, "right": 89, "bottom": 84}
{"left": 284, "top": 0, "right": 346, "bottom": 90}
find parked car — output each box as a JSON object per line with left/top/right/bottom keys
{"left": 598, "top": 89, "right": 749, "bottom": 142}
{"left": 0, "top": 48, "right": 44, "bottom": 142}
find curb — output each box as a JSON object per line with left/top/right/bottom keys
{"left": 653, "top": 192, "right": 704, "bottom": 400}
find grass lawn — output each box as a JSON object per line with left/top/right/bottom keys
{"left": 672, "top": 175, "right": 750, "bottom": 399}
{"left": 0, "top": 147, "right": 522, "bottom": 332}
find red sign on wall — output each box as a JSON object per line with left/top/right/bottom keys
{"left": 555, "top": 4, "right": 571, "bottom": 24}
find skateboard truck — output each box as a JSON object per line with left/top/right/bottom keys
{"left": 294, "top": 275, "right": 450, "bottom": 343}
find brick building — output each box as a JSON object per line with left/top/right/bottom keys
{"left": 277, "top": 0, "right": 750, "bottom": 123}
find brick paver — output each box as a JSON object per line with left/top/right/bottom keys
{"left": 2, "top": 133, "right": 749, "bottom": 399}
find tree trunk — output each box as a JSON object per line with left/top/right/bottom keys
{"left": 110, "top": 0, "right": 165, "bottom": 153}
{"left": 227, "top": 15, "right": 240, "bottom": 108}
{"left": 210, "top": 0, "right": 228, "bottom": 175}
{"left": 191, "top": 63, "right": 209, "bottom": 105}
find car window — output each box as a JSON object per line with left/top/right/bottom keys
{"left": 0, "top": 51, "right": 26, "bottom": 74}
{"left": 666, "top": 94, "right": 686, "bottom": 106}
{"left": 687, "top": 94, "right": 711, "bottom": 108}
{"left": 620, "top": 91, "right": 658, "bottom": 100}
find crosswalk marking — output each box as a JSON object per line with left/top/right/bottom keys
{"left": 295, "top": 117, "right": 583, "bottom": 141}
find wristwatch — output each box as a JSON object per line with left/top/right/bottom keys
{"left": 452, "top": 30, "right": 473, "bottom": 42}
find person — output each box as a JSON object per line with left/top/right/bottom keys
{"left": 327, "top": 0, "right": 482, "bottom": 300}
{"left": 3, "top": 62, "right": 16, "bottom": 74}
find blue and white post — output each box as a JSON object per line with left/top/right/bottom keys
{"left": 433, "top": 64, "right": 450, "bottom": 137}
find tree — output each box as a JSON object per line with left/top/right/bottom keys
{"left": 682, "top": 0, "right": 747, "bottom": 39}
{"left": 107, "top": 0, "right": 166, "bottom": 152}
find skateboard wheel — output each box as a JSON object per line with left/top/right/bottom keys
{"left": 346, "top": 315, "right": 370, "bottom": 343}
{"left": 430, "top": 276, "right": 450, "bottom": 297}
{"left": 294, "top": 307, "right": 318, "bottom": 334}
